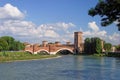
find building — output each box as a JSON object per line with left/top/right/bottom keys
{"left": 25, "top": 31, "right": 84, "bottom": 54}
{"left": 74, "top": 32, "right": 83, "bottom": 54}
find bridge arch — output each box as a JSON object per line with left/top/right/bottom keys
{"left": 55, "top": 48, "right": 74, "bottom": 54}
{"left": 36, "top": 49, "right": 50, "bottom": 55}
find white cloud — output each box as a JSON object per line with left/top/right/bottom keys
{"left": 56, "top": 22, "right": 75, "bottom": 30}
{"left": 36, "top": 22, "right": 75, "bottom": 42}
{"left": 108, "top": 33, "right": 120, "bottom": 45}
{"left": 0, "top": 19, "right": 75, "bottom": 43}
{"left": 0, "top": 20, "right": 38, "bottom": 36}
{"left": 37, "top": 22, "right": 75, "bottom": 32}
{"left": 0, "top": 3, "right": 24, "bottom": 20}
{"left": 0, "top": 4, "right": 119, "bottom": 45}
{"left": 83, "top": 21, "right": 120, "bottom": 45}
{"left": 0, "top": 3, "right": 75, "bottom": 43}
{"left": 88, "top": 21, "right": 99, "bottom": 32}
{"left": 44, "top": 30, "right": 59, "bottom": 38}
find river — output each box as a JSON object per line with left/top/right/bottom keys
{"left": 0, "top": 55, "right": 120, "bottom": 80}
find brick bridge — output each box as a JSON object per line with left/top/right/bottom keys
{"left": 24, "top": 32, "right": 83, "bottom": 55}
{"left": 25, "top": 43, "right": 74, "bottom": 55}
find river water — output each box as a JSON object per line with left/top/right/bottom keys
{"left": 0, "top": 55, "right": 120, "bottom": 80}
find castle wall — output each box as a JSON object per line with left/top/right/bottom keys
{"left": 74, "top": 32, "right": 83, "bottom": 53}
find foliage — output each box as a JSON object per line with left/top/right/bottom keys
{"left": 93, "top": 53, "right": 105, "bottom": 57}
{"left": 0, "top": 36, "right": 25, "bottom": 51}
{"left": 0, "top": 51, "right": 57, "bottom": 63}
{"left": 88, "top": 0, "right": 120, "bottom": 31}
{"left": 104, "top": 43, "right": 112, "bottom": 52}
{"left": 106, "top": 52, "right": 120, "bottom": 57}
{"left": 1, "top": 36, "right": 15, "bottom": 50}
{"left": 0, "top": 38, "right": 9, "bottom": 51}
{"left": 84, "top": 38, "right": 91, "bottom": 54}
{"left": 115, "top": 45, "right": 120, "bottom": 51}
{"left": 13, "top": 41, "right": 25, "bottom": 51}
{"left": 84, "top": 37, "right": 102, "bottom": 54}
{"left": 95, "top": 38, "right": 102, "bottom": 54}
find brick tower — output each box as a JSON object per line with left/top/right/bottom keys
{"left": 74, "top": 32, "right": 83, "bottom": 54}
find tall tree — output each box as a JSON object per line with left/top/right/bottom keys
{"left": 91, "top": 38, "right": 96, "bottom": 53}
{"left": 115, "top": 45, "right": 120, "bottom": 51}
{"left": 0, "top": 38, "right": 8, "bottom": 51}
{"left": 95, "top": 37, "right": 102, "bottom": 54}
{"left": 104, "top": 43, "right": 112, "bottom": 52}
{"left": 84, "top": 37, "right": 102, "bottom": 54}
{"left": 84, "top": 38, "right": 91, "bottom": 54}
{"left": 88, "top": 0, "right": 120, "bottom": 31}
{"left": 1, "top": 36, "right": 15, "bottom": 50}
{"left": 14, "top": 41, "right": 25, "bottom": 51}
{"left": 0, "top": 36, "right": 25, "bottom": 51}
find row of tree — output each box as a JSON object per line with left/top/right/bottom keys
{"left": 0, "top": 36, "right": 25, "bottom": 51}
{"left": 104, "top": 43, "right": 112, "bottom": 52}
{"left": 115, "top": 45, "right": 120, "bottom": 51}
{"left": 84, "top": 37, "right": 102, "bottom": 54}
{"left": 84, "top": 37, "right": 112, "bottom": 54}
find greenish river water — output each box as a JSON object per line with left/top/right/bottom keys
{"left": 0, "top": 55, "right": 120, "bottom": 80}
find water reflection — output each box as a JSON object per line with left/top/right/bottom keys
{"left": 0, "top": 56, "right": 120, "bottom": 80}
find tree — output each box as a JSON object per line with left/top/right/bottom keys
{"left": 95, "top": 38, "right": 102, "bottom": 54}
{"left": 0, "top": 36, "right": 25, "bottom": 51}
{"left": 0, "top": 38, "right": 8, "bottom": 51}
{"left": 84, "top": 38, "right": 91, "bottom": 54}
{"left": 84, "top": 37, "right": 102, "bottom": 54}
{"left": 115, "top": 45, "right": 120, "bottom": 51}
{"left": 14, "top": 41, "right": 25, "bottom": 51}
{"left": 104, "top": 43, "right": 112, "bottom": 52}
{"left": 1, "top": 36, "right": 15, "bottom": 50}
{"left": 88, "top": 0, "right": 120, "bottom": 31}
{"left": 91, "top": 38, "right": 96, "bottom": 53}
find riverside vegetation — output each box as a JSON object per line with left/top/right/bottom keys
{"left": 0, "top": 36, "right": 119, "bottom": 63}
{"left": 0, "top": 36, "right": 58, "bottom": 63}
{"left": 0, "top": 51, "right": 57, "bottom": 63}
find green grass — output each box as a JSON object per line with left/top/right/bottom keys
{"left": 0, "top": 51, "right": 58, "bottom": 63}
{"left": 93, "top": 53, "right": 106, "bottom": 57}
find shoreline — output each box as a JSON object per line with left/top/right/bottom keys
{"left": 0, "top": 55, "right": 62, "bottom": 63}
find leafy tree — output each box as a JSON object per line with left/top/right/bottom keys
{"left": 104, "top": 43, "right": 112, "bottom": 52}
{"left": 89, "top": 0, "right": 120, "bottom": 30}
{"left": 84, "top": 38, "right": 91, "bottom": 54}
{"left": 115, "top": 45, "right": 120, "bottom": 51}
{"left": 1, "top": 36, "right": 15, "bottom": 50}
{"left": 0, "top": 46, "right": 2, "bottom": 51}
{"left": 0, "top": 38, "right": 9, "bottom": 51}
{"left": 95, "top": 38, "right": 102, "bottom": 54}
{"left": 0, "top": 36, "right": 25, "bottom": 51}
{"left": 14, "top": 41, "right": 25, "bottom": 51}
{"left": 91, "top": 38, "right": 96, "bottom": 53}
{"left": 84, "top": 37, "right": 102, "bottom": 54}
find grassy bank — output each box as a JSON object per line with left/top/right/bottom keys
{"left": 93, "top": 53, "right": 106, "bottom": 57}
{"left": 0, "top": 51, "right": 58, "bottom": 63}
{"left": 106, "top": 52, "right": 120, "bottom": 57}
{"left": 92, "top": 52, "right": 120, "bottom": 57}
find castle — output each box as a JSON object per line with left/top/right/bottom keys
{"left": 25, "top": 32, "right": 84, "bottom": 54}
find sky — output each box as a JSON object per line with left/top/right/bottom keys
{"left": 0, "top": 0, "right": 119, "bottom": 45}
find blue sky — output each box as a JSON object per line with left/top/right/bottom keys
{"left": 0, "top": 0, "right": 119, "bottom": 45}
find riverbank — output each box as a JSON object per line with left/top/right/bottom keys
{"left": 0, "top": 51, "right": 59, "bottom": 63}
{"left": 91, "top": 52, "right": 120, "bottom": 57}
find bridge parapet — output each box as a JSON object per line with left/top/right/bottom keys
{"left": 25, "top": 44, "right": 74, "bottom": 54}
